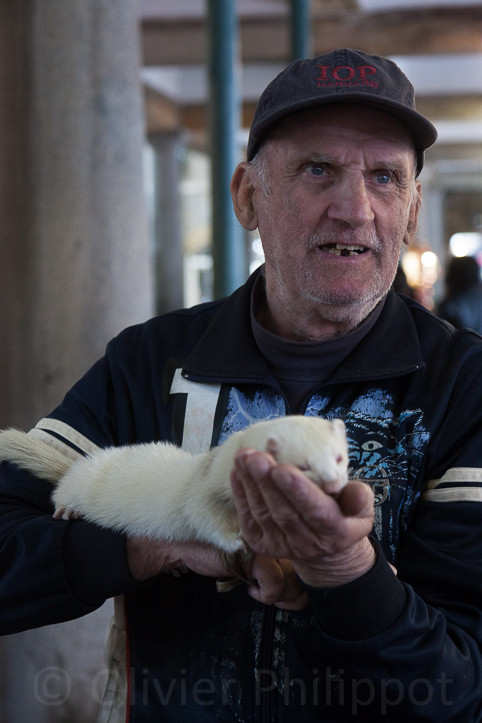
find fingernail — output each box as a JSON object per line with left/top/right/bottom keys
{"left": 235, "top": 447, "right": 256, "bottom": 462}
{"left": 246, "top": 454, "right": 271, "bottom": 476}
{"left": 271, "top": 467, "right": 293, "bottom": 485}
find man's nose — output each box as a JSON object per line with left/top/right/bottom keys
{"left": 326, "top": 173, "right": 374, "bottom": 227}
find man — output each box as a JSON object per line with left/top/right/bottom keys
{"left": 1, "top": 48, "right": 481, "bottom": 721}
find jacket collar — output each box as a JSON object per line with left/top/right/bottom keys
{"left": 182, "top": 269, "right": 268, "bottom": 382}
{"left": 332, "top": 289, "right": 425, "bottom": 382}
{"left": 182, "top": 267, "right": 425, "bottom": 384}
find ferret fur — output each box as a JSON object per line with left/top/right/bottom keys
{"left": 0, "top": 416, "right": 348, "bottom": 553}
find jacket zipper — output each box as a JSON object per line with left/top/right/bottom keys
{"left": 259, "top": 604, "right": 276, "bottom": 723}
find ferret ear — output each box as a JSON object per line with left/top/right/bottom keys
{"left": 265, "top": 436, "right": 280, "bottom": 460}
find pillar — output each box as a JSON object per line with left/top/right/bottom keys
{"left": 0, "top": 0, "right": 153, "bottom": 430}
{"left": 150, "top": 134, "right": 184, "bottom": 314}
{"left": 0, "top": 2, "right": 152, "bottom": 721}
{"left": 207, "top": 0, "right": 247, "bottom": 299}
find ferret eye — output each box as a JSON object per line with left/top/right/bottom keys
{"left": 297, "top": 464, "right": 310, "bottom": 472}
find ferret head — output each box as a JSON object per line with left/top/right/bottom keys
{"left": 256, "top": 416, "right": 349, "bottom": 493}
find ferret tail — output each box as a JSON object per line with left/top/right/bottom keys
{"left": 0, "top": 428, "right": 71, "bottom": 482}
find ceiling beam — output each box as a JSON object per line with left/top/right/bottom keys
{"left": 313, "top": 7, "right": 482, "bottom": 57}
{"left": 141, "top": 7, "right": 482, "bottom": 66}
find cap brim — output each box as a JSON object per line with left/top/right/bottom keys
{"left": 247, "top": 94, "right": 438, "bottom": 162}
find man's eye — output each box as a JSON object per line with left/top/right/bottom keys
{"left": 308, "top": 164, "right": 326, "bottom": 177}
{"left": 375, "top": 172, "right": 391, "bottom": 184}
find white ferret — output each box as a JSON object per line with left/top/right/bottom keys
{"left": 0, "top": 416, "right": 348, "bottom": 553}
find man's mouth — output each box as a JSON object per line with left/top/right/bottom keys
{"left": 319, "top": 243, "right": 366, "bottom": 257}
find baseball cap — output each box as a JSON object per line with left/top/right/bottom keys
{"left": 246, "top": 48, "right": 438, "bottom": 175}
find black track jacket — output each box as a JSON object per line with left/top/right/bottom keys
{"left": 1, "top": 269, "right": 482, "bottom": 721}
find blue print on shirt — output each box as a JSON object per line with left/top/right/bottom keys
{"left": 217, "top": 387, "right": 287, "bottom": 445}
{"left": 308, "top": 389, "right": 430, "bottom": 558}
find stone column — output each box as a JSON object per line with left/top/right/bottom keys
{"left": 0, "top": 0, "right": 29, "bottom": 429}
{"left": 150, "top": 133, "right": 184, "bottom": 314}
{"left": 0, "top": 2, "right": 153, "bottom": 721}
{"left": 0, "top": 0, "right": 153, "bottom": 430}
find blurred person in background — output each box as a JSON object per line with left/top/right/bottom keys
{"left": 437, "top": 255, "right": 482, "bottom": 334}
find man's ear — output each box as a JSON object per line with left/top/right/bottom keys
{"left": 230, "top": 162, "right": 258, "bottom": 231}
{"left": 403, "top": 180, "right": 422, "bottom": 246}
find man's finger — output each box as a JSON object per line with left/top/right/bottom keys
{"left": 337, "top": 481, "right": 375, "bottom": 518}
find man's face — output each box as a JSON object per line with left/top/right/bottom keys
{"left": 247, "top": 105, "right": 420, "bottom": 339}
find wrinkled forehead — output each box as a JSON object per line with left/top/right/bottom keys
{"left": 263, "top": 104, "right": 415, "bottom": 156}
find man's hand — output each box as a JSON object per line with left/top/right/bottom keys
{"left": 126, "top": 537, "right": 227, "bottom": 582}
{"left": 125, "top": 536, "right": 308, "bottom": 610}
{"left": 230, "top": 448, "right": 376, "bottom": 588}
{"left": 247, "top": 555, "right": 308, "bottom": 610}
